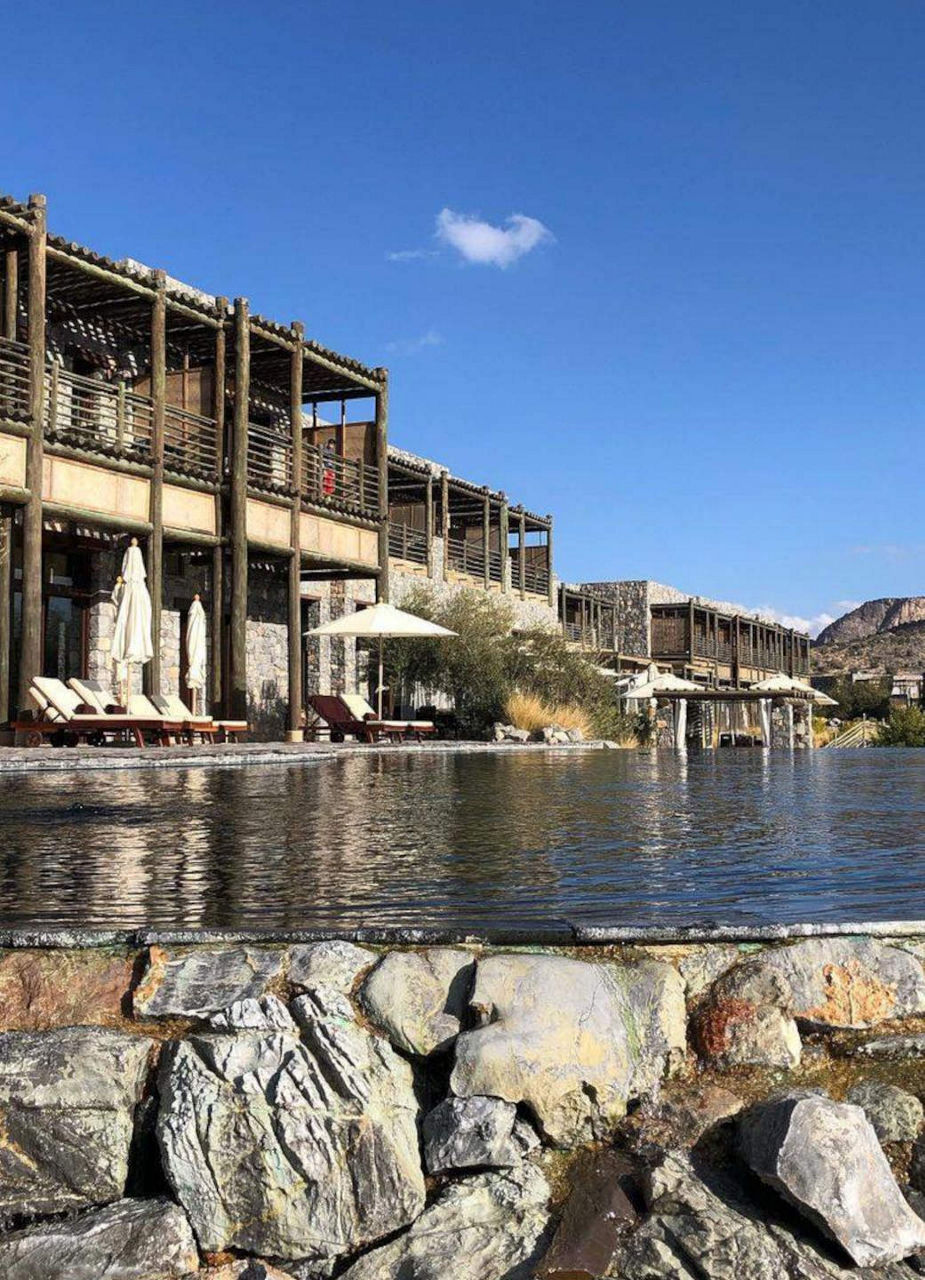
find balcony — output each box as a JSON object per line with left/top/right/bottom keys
{"left": 164, "top": 404, "right": 220, "bottom": 482}
{"left": 388, "top": 521, "right": 428, "bottom": 565}
{"left": 247, "top": 420, "right": 293, "bottom": 494}
{"left": 45, "top": 364, "right": 154, "bottom": 464}
{"left": 302, "top": 442, "right": 379, "bottom": 518}
{"left": 0, "top": 336, "right": 29, "bottom": 422}
{"left": 447, "top": 535, "right": 503, "bottom": 584}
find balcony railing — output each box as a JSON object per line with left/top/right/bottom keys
{"left": 388, "top": 521, "right": 428, "bottom": 565}
{"left": 522, "top": 562, "right": 550, "bottom": 595}
{"left": 447, "top": 535, "right": 486, "bottom": 580}
{"left": 247, "top": 420, "right": 293, "bottom": 493}
{"left": 302, "top": 443, "right": 379, "bottom": 517}
{"left": 164, "top": 404, "right": 220, "bottom": 481}
{"left": 0, "top": 336, "right": 30, "bottom": 421}
{"left": 45, "top": 364, "right": 154, "bottom": 462}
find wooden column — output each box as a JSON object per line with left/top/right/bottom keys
{"left": 336, "top": 398, "right": 346, "bottom": 458}
{"left": 17, "top": 195, "right": 46, "bottom": 715}
{"left": 687, "top": 600, "right": 695, "bottom": 670}
{"left": 146, "top": 272, "right": 166, "bottom": 695}
{"left": 518, "top": 511, "right": 526, "bottom": 598}
{"left": 424, "top": 475, "right": 434, "bottom": 577}
{"left": 287, "top": 325, "right": 304, "bottom": 739}
{"left": 559, "top": 583, "right": 567, "bottom": 637}
{"left": 210, "top": 299, "right": 226, "bottom": 715}
{"left": 3, "top": 246, "right": 18, "bottom": 339}
{"left": 0, "top": 508, "right": 11, "bottom": 723}
{"left": 440, "top": 471, "right": 449, "bottom": 579}
{"left": 482, "top": 493, "right": 491, "bottom": 589}
{"left": 545, "top": 518, "right": 554, "bottom": 609}
{"left": 499, "top": 500, "right": 509, "bottom": 593}
{"left": 734, "top": 615, "right": 741, "bottom": 687}
{"left": 229, "top": 298, "right": 250, "bottom": 721}
{"left": 374, "top": 378, "right": 389, "bottom": 602}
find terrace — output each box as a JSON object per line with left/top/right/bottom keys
{"left": 650, "top": 601, "right": 811, "bottom": 684}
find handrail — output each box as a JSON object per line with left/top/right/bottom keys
{"left": 247, "top": 419, "right": 293, "bottom": 492}
{"left": 388, "top": 521, "right": 428, "bottom": 565}
{"left": 302, "top": 442, "right": 379, "bottom": 515}
{"left": 447, "top": 535, "right": 486, "bottom": 579}
{"left": 0, "top": 336, "right": 30, "bottom": 421}
{"left": 44, "top": 364, "right": 154, "bottom": 461}
{"left": 164, "top": 403, "right": 220, "bottom": 480}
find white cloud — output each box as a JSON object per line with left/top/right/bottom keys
{"left": 435, "top": 208, "right": 554, "bottom": 268}
{"left": 384, "top": 329, "right": 444, "bottom": 357}
{"left": 746, "top": 602, "right": 862, "bottom": 639}
{"left": 386, "top": 248, "right": 439, "bottom": 263}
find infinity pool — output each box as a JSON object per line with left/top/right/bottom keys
{"left": 0, "top": 748, "right": 922, "bottom": 931}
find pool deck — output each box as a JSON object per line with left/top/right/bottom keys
{"left": 0, "top": 738, "right": 616, "bottom": 773}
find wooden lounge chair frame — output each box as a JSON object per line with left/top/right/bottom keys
{"left": 13, "top": 678, "right": 182, "bottom": 748}
{"left": 308, "top": 694, "right": 436, "bottom": 744}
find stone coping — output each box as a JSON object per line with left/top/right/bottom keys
{"left": 3, "top": 919, "right": 925, "bottom": 949}
{"left": 0, "top": 738, "right": 612, "bottom": 773}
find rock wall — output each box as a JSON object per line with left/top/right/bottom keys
{"left": 5, "top": 932, "right": 925, "bottom": 1276}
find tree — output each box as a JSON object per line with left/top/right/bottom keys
{"left": 828, "top": 676, "right": 891, "bottom": 721}
{"left": 876, "top": 706, "right": 925, "bottom": 747}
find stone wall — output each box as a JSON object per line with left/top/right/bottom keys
{"left": 4, "top": 931, "right": 925, "bottom": 1276}
{"left": 246, "top": 565, "right": 289, "bottom": 739}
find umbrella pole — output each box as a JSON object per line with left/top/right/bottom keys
{"left": 378, "top": 635, "right": 384, "bottom": 720}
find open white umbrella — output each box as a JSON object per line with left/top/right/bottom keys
{"left": 185, "top": 595, "right": 207, "bottom": 715}
{"left": 307, "top": 601, "right": 456, "bottom": 718}
{"left": 752, "top": 672, "right": 837, "bottom": 706}
{"left": 111, "top": 538, "right": 153, "bottom": 705}
{"left": 624, "top": 664, "right": 702, "bottom": 701}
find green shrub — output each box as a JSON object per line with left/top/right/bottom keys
{"left": 876, "top": 705, "right": 925, "bottom": 747}
{"left": 828, "top": 676, "right": 891, "bottom": 721}
{"left": 382, "top": 585, "right": 636, "bottom": 740}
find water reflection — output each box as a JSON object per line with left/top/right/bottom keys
{"left": 0, "top": 749, "right": 923, "bottom": 930}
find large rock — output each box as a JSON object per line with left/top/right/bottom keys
{"left": 620, "top": 1151, "right": 916, "bottom": 1280}
{"left": 0, "top": 1026, "right": 153, "bottom": 1219}
{"left": 423, "top": 1095, "right": 539, "bottom": 1174}
{"left": 0, "top": 1197, "right": 197, "bottom": 1279}
{"left": 208, "top": 994, "right": 296, "bottom": 1032}
{"left": 710, "top": 938, "right": 925, "bottom": 1030}
{"left": 156, "top": 988, "right": 424, "bottom": 1266}
{"left": 198, "top": 1264, "right": 299, "bottom": 1280}
{"left": 536, "top": 1149, "right": 636, "bottom": 1279}
{"left": 359, "top": 947, "right": 473, "bottom": 1055}
{"left": 287, "top": 941, "right": 376, "bottom": 995}
{"left": 339, "top": 1163, "right": 552, "bottom": 1280}
{"left": 134, "top": 945, "right": 284, "bottom": 1018}
{"left": 0, "top": 948, "right": 134, "bottom": 1031}
{"left": 694, "top": 999, "right": 802, "bottom": 1069}
{"left": 450, "top": 953, "right": 685, "bottom": 1145}
{"left": 847, "top": 1079, "right": 924, "bottom": 1143}
{"left": 739, "top": 1091, "right": 925, "bottom": 1267}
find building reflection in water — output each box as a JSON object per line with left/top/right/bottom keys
{"left": 0, "top": 750, "right": 923, "bottom": 930}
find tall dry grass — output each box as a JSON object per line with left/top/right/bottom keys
{"left": 505, "top": 691, "right": 592, "bottom": 738}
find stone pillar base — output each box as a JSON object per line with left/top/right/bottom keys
{"left": 285, "top": 729, "right": 304, "bottom": 744}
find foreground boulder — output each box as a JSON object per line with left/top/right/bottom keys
{"left": 0, "top": 1026, "right": 153, "bottom": 1219}
{"left": 739, "top": 1091, "right": 925, "bottom": 1266}
{"left": 621, "top": 1151, "right": 916, "bottom": 1279}
{"left": 0, "top": 1197, "right": 197, "bottom": 1279}
{"left": 450, "top": 954, "right": 685, "bottom": 1145}
{"left": 847, "top": 1079, "right": 924, "bottom": 1143}
{"left": 536, "top": 1149, "right": 636, "bottom": 1279}
{"left": 0, "top": 947, "right": 134, "bottom": 1031}
{"left": 157, "top": 988, "right": 424, "bottom": 1266}
{"left": 339, "top": 1164, "right": 552, "bottom": 1280}
{"left": 423, "top": 1095, "right": 539, "bottom": 1173}
{"left": 134, "top": 946, "right": 284, "bottom": 1018}
{"left": 710, "top": 937, "right": 925, "bottom": 1030}
{"left": 359, "top": 947, "right": 473, "bottom": 1055}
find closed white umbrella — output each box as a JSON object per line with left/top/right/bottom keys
{"left": 307, "top": 601, "right": 456, "bottom": 718}
{"left": 111, "top": 538, "right": 153, "bottom": 705}
{"left": 185, "top": 595, "right": 207, "bottom": 715}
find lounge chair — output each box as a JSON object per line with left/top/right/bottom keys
{"left": 308, "top": 694, "right": 382, "bottom": 743}
{"left": 14, "top": 677, "right": 178, "bottom": 748}
{"left": 340, "top": 694, "right": 436, "bottom": 743}
{"left": 149, "top": 694, "right": 249, "bottom": 744}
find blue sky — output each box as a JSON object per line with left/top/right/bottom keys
{"left": 4, "top": 0, "right": 924, "bottom": 633}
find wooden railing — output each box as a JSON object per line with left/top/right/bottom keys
{"left": 44, "top": 364, "right": 154, "bottom": 462}
{"left": 247, "top": 419, "right": 293, "bottom": 492}
{"left": 0, "top": 336, "right": 30, "bottom": 421}
{"left": 522, "top": 561, "right": 550, "bottom": 595}
{"left": 487, "top": 547, "right": 504, "bottom": 584}
{"left": 388, "top": 521, "right": 428, "bottom": 565}
{"left": 447, "top": 535, "right": 486, "bottom": 580}
{"left": 164, "top": 404, "right": 220, "bottom": 481}
{"left": 302, "top": 443, "right": 379, "bottom": 516}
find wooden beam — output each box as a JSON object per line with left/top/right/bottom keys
{"left": 425, "top": 474, "right": 434, "bottom": 576}
{"left": 211, "top": 298, "right": 226, "bottom": 715}
{"left": 0, "top": 507, "right": 11, "bottom": 723}
{"left": 288, "top": 321, "right": 304, "bottom": 738}
{"left": 499, "top": 500, "right": 509, "bottom": 593}
{"left": 375, "top": 380, "right": 389, "bottom": 602}
{"left": 17, "top": 195, "right": 46, "bottom": 715}
{"left": 518, "top": 511, "right": 526, "bottom": 599}
{"left": 146, "top": 272, "right": 166, "bottom": 695}
{"left": 482, "top": 492, "right": 491, "bottom": 590}
{"left": 546, "top": 519, "right": 555, "bottom": 609}
{"left": 440, "top": 471, "right": 449, "bottom": 580}
{"left": 45, "top": 245, "right": 157, "bottom": 300}
{"left": 229, "top": 298, "right": 250, "bottom": 720}
{"left": 3, "top": 246, "right": 18, "bottom": 340}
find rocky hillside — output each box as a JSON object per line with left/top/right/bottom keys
{"left": 812, "top": 619, "right": 925, "bottom": 676}
{"left": 816, "top": 597, "right": 925, "bottom": 647}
